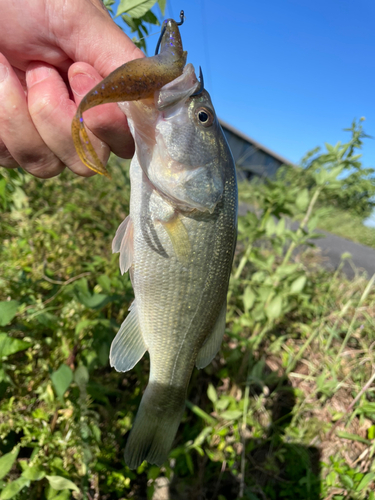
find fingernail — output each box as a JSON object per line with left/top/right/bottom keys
{"left": 27, "top": 66, "right": 51, "bottom": 87}
{"left": 70, "top": 73, "right": 96, "bottom": 96}
{"left": 0, "top": 63, "right": 9, "bottom": 83}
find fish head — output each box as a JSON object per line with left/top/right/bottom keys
{"left": 150, "top": 64, "right": 226, "bottom": 213}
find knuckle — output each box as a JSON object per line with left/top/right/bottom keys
{"left": 16, "top": 151, "right": 65, "bottom": 178}
{"left": 0, "top": 139, "right": 11, "bottom": 158}
{"left": 0, "top": 140, "right": 18, "bottom": 168}
{"left": 25, "top": 162, "right": 65, "bottom": 179}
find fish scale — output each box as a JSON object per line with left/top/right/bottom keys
{"left": 71, "top": 16, "right": 237, "bottom": 469}
{"left": 116, "top": 85, "right": 237, "bottom": 467}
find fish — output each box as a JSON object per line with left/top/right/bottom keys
{"left": 71, "top": 15, "right": 238, "bottom": 469}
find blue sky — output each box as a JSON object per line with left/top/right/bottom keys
{"left": 113, "top": 0, "right": 375, "bottom": 171}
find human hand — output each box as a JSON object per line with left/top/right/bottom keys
{"left": 0, "top": 0, "right": 144, "bottom": 178}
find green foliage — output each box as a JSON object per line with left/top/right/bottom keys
{"left": 0, "top": 449, "right": 19, "bottom": 481}
{"left": 115, "top": 0, "right": 166, "bottom": 52}
{"left": 0, "top": 158, "right": 137, "bottom": 499}
{"left": 281, "top": 118, "right": 375, "bottom": 218}
{"left": 0, "top": 301, "right": 19, "bottom": 327}
{"left": 51, "top": 365, "right": 74, "bottom": 401}
{"left": 314, "top": 205, "right": 375, "bottom": 249}
{"left": 1, "top": 131, "right": 375, "bottom": 499}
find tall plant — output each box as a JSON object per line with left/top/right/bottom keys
{"left": 284, "top": 118, "right": 374, "bottom": 218}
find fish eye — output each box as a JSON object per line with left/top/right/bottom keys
{"left": 196, "top": 107, "right": 214, "bottom": 127}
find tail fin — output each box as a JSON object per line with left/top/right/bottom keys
{"left": 124, "top": 383, "right": 185, "bottom": 469}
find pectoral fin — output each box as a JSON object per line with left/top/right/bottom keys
{"left": 110, "top": 301, "right": 146, "bottom": 372}
{"left": 196, "top": 301, "right": 227, "bottom": 369}
{"left": 119, "top": 217, "right": 134, "bottom": 275}
{"left": 112, "top": 216, "right": 134, "bottom": 275}
{"left": 160, "top": 215, "right": 191, "bottom": 263}
{"left": 112, "top": 216, "right": 130, "bottom": 253}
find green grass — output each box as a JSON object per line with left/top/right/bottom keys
{"left": 239, "top": 180, "right": 375, "bottom": 250}
{"left": 1, "top": 164, "right": 375, "bottom": 499}
{"left": 316, "top": 205, "right": 375, "bottom": 249}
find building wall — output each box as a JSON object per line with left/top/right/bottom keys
{"left": 220, "top": 122, "right": 288, "bottom": 181}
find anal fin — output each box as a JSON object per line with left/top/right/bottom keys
{"left": 110, "top": 301, "right": 146, "bottom": 372}
{"left": 196, "top": 301, "right": 227, "bottom": 369}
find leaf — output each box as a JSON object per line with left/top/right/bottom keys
{"left": 51, "top": 365, "right": 73, "bottom": 400}
{"left": 32, "top": 408, "right": 49, "bottom": 421}
{"left": 243, "top": 286, "right": 256, "bottom": 312}
{"left": 46, "top": 476, "right": 79, "bottom": 493}
{"left": 340, "top": 474, "right": 353, "bottom": 490}
{"left": 314, "top": 170, "right": 328, "bottom": 186}
{"left": 357, "top": 472, "right": 375, "bottom": 491}
{"left": 0, "top": 334, "right": 30, "bottom": 359}
{"left": 220, "top": 410, "right": 242, "bottom": 420}
{"left": 90, "top": 424, "right": 101, "bottom": 443}
{"left": 51, "top": 492, "right": 71, "bottom": 500}
{"left": 141, "top": 10, "right": 160, "bottom": 25}
{"left": 116, "top": 0, "right": 145, "bottom": 15}
{"left": 0, "top": 368, "right": 9, "bottom": 384}
{"left": 265, "top": 296, "right": 283, "bottom": 321}
{"left": 368, "top": 425, "right": 375, "bottom": 440}
{"left": 0, "top": 448, "right": 19, "bottom": 480}
{"left": 326, "top": 165, "right": 344, "bottom": 181}
{"left": 216, "top": 399, "right": 230, "bottom": 411}
{"left": 290, "top": 276, "right": 306, "bottom": 294}
{"left": 0, "top": 301, "right": 19, "bottom": 327}
{"left": 21, "top": 466, "right": 45, "bottom": 481}
{"left": 0, "top": 178, "right": 7, "bottom": 200}
{"left": 157, "top": 0, "right": 166, "bottom": 15}
{"left": 0, "top": 477, "right": 29, "bottom": 499}
{"left": 275, "top": 217, "right": 285, "bottom": 236}
{"left": 12, "top": 187, "right": 28, "bottom": 210}
{"left": 265, "top": 217, "right": 276, "bottom": 236}
{"left": 75, "top": 319, "right": 97, "bottom": 335}
{"left": 121, "top": 14, "right": 139, "bottom": 32}
{"left": 341, "top": 252, "right": 352, "bottom": 260}
{"left": 74, "top": 365, "right": 89, "bottom": 389}
{"left": 192, "top": 426, "right": 212, "bottom": 448}
{"left": 116, "top": 0, "right": 156, "bottom": 18}
{"left": 127, "top": 0, "right": 157, "bottom": 19}
{"left": 36, "top": 312, "right": 58, "bottom": 328}
{"left": 207, "top": 384, "right": 217, "bottom": 404}
{"left": 336, "top": 430, "right": 370, "bottom": 445}
{"left": 295, "top": 188, "right": 309, "bottom": 211}
{"left": 275, "top": 264, "right": 299, "bottom": 277}
{"left": 97, "top": 274, "right": 111, "bottom": 293}
{"left": 76, "top": 291, "right": 110, "bottom": 310}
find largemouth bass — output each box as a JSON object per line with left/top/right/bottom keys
{"left": 72, "top": 16, "right": 238, "bottom": 469}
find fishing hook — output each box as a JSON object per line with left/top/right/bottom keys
{"left": 191, "top": 66, "right": 204, "bottom": 96}
{"left": 155, "top": 10, "right": 185, "bottom": 56}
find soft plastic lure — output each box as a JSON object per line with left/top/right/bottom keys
{"left": 71, "top": 13, "right": 187, "bottom": 178}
